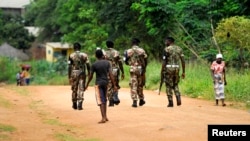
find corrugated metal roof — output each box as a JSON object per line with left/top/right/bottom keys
{"left": 0, "top": 0, "right": 31, "bottom": 8}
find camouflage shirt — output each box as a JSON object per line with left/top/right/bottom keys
{"left": 105, "top": 48, "right": 122, "bottom": 69}
{"left": 163, "top": 45, "right": 184, "bottom": 66}
{"left": 68, "top": 51, "right": 89, "bottom": 71}
{"left": 126, "top": 45, "right": 147, "bottom": 67}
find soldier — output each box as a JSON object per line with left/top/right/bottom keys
{"left": 84, "top": 49, "right": 117, "bottom": 123}
{"left": 68, "top": 42, "right": 90, "bottom": 110}
{"left": 105, "top": 40, "right": 125, "bottom": 106}
{"left": 124, "top": 38, "right": 147, "bottom": 108}
{"left": 161, "top": 37, "right": 185, "bottom": 107}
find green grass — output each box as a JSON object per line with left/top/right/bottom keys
{"left": 180, "top": 62, "right": 214, "bottom": 99}
{"left": 0, "top": 123, "right": 16, "bottom": 140}
{"left": 55, "top": 133, "right": 100, "bottom": 141}
{"left": 0, "top": 123, "right": 16, "bottom": 132}
{"left": 0, "top": 95, "right": 12, "bottom": 108}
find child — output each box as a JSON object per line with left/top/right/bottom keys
{"left": 85, "top": 49, "right": 117, "bottom": 123}
{"left": 16, "top": 71, "right": 21, "bottom": 86}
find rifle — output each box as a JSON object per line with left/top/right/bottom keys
{"left": 158, "top": 71, "right": 164, "bottom": 95}
{"left": 142, "top": 72, "right": 146, "bottom": 88}
{"left": 159, "top": 50, "right": 169, "bottom": 94}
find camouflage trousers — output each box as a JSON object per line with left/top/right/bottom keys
{"left": 70, "top": 70, "right": 85, "bottom": 102}
{"left": 107, "top": 68, "right": 120, "bottom": 101}
{"left": 164, "top": 68, "right": 181, "bottom": 101}
{"left": 129, "top": 66, "right": 144, "bottom": 101}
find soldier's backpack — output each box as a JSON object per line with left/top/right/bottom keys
{"left": 131, "top": 48, "right": 145, "bottom": 68}
{"left": 105, "top": 50, "right": 116, "bottom": 67}
{"left": 167, "top": 45, "right": 180, "bottom": 65}
{"left": 74, "top": 51, "right": 85, "bottom": 72}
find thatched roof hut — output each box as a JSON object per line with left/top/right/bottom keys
{"left": 0, "top": 43, "right": 30, "bottom": 61}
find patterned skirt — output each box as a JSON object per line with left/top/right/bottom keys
{"left": 213, "top": 73, "right": 225, "bottom": 99}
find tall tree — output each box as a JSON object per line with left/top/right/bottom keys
{"left": 25, "top": 0, "right": 62, "bottom": 42}
{"left": 0, "top": 12, "right": 34, "bottom": 51}
{"left": 23, "top": 0, "right": 250, "bottom": 62}
{"left": 131, "top": 0, "right": 177, "bottom": 59}
{"left": 215, "top": 16, "right": 250, "bottom": 68}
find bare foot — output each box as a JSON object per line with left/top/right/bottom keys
{"left": 105, "top": 118, "right": 109, "bottom": 122}
{"left": 98, "top": 120, "right": 106, "bottom": 124}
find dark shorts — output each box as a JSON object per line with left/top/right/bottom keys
{"left": 95, "top": 85, "right": 107, "bottom": 105}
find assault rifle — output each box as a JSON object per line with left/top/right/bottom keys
{"left": 158, "top": 72, "right": 164, "bottom": 95}
{"left": 142, "top": 71, "right": 146, "bottom": 88}
{"left": 159, "top": 51, "right": 169, "bottom": 95}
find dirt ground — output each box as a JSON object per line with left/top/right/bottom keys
{"left": 0, "top": 85, "right": 249, "bottom": 141}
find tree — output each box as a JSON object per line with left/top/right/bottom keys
{"left": 23, "top": 0, "right": 250, "bottom": 62}
{"left": 56, "top": 0, "right": 110, "bottom": 53}
{"left": 215, "top": 16, "right": 250, "bottom": 69}
{"left": 24, "top": 0, "right": 62, "bottom": 42}
{"left": 0, "top": 12, "right": 34, "bottom": 51}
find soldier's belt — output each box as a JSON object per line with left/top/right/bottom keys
{"left": 72, "top": 70, "right": 82, "bottom": 72}
{"left": 112, "top": 68, "right": 118, "bottom": 71}
{"left": 130, "top": 66, "right": 142, "bottom": 69}
{"left": 166, "top": 65, "right": 179, "bottom": 68}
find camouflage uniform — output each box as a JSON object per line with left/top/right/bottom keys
{"left": 68, "top": 51, "right": 90, "bottom": 110}
{"left": 162, "top": 44, "right": 185, "bottom": 107}
{"left": 124, "top": 45, "right": 147, "bottom": 107}
{"left": 105, "top": 48, "right": 124, "bottom": 106}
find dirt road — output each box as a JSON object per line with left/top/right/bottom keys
{"left": 0, "top": 85, "right": 249, "bottom": 141}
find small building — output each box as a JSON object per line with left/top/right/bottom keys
{"left": 46, "top": 42, "right": 73, "bottom": 62}
{"left": 0, "top": 0, "right": 31, "bottom": 16}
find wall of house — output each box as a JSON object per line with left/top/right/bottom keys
{"left": 46, "top": 44, "right": 73, "bottom": 62}
{"left": 1, "top": 8, "right": 23, "bottom": 16}
{"left": 46, "top": 45, "right": 53, "bottom": 62}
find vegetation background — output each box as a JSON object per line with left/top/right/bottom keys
{"left": 0, "top": 0, "right": 250, "bottom": 108}
{"left": 0, "top": 56, "right": 249, "bottom": 109}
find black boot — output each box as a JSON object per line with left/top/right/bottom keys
{"left": 109, "top": 100, "right": 114, "bottom": 107}
{"left": 167, "top": 100, "right": 173, "bottom": 107}
{"left": 139, "top": 99, "right": 146, "bottom": 106}
{"left": 132, "top": 100, "right": 137, "bottom": 108}
{"left": 167, "top": 95, "right": 173, "bottom": 107}
{"left": 72, "top": 102, "right": 77, "bottom": 110}
{"left": 78, "top": 101, "right": 83, "bottom": 110}
{"left": 176, "top": 95, "right": 181, "bottom": 106}
{"left": 113, "top": 92, "right": 120, "bottom": 105}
